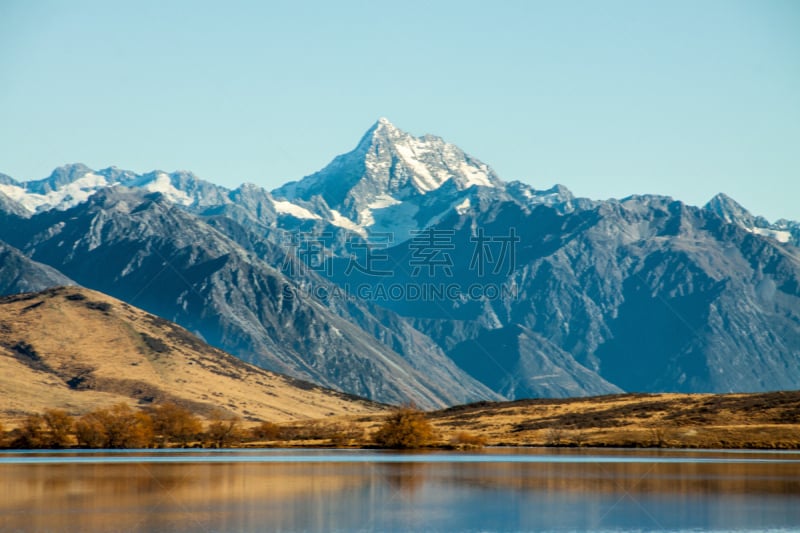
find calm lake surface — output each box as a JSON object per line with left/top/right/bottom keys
{"left": 1, "top": 448, "right": 799, "bottom": 532}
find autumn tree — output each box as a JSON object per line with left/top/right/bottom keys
{"left": 75, "top": 404, "right": 153, "bottom": 448}
{"left": 151, "top": 402, "right": 202, "bottom": 447}
{"left": 42, "top": 409, "right": 74, "bottom": 448}
{"left": 103, "top": 404, "right": 153, "bottom": 448}
{"left": 132, "top": 410, "right": 154, "bottom": 448}
{"left": 251, "top": 421, "right": 281, "bottom": 441}
{"left": 205, "top": 410, "right": 243, "bottom": 448}
{"left": 13, "top": 414, "right": 46, "bottom": 448}
{"left": 5, "top": 411, "right": 74, "bottom": 449}
{"left": 75, "top": 413, "right": 107, "bottom": 448}
{"left": 12, "top": 414, "right": 46, "bottom": 449}
{"left": 372, "top": 406, "right": 435, "bottom": 449}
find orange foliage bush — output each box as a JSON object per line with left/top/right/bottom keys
{"left": 150, "top": 402, "right": 202, "bottom": 447}
{"left": 372, "top": 406, "right": 435, "bottom": 449}
{"left": 75, "top": 404, "right": 153, "bottom": 448}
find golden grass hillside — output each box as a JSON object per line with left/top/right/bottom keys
{"left": 0, "top": 287, "right": 384, "bottom": 427}
{"left": 426, "top": 392, "right": 800, "bottom": 449}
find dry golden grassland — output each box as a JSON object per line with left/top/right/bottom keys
{"left": 424, "top": 392, "right": 800, "bottom": 449}
{"left": 0, "top": 287, "right": 383, "bottom": 429}
{"left": 239, "top": 392, "right": 800, "bottom": 450}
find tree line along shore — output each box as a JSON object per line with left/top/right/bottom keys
{"left": 0, "top": 404, "right": 479, "bottom": 450}
{"left": 2, "top": 392, "right": 799, "bottom": 450}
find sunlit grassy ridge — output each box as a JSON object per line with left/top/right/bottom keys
{"left": 0, "top": 287, "right": 384, "bottom": 427}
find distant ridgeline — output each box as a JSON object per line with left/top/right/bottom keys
{"left": 1, "top": 118, "right": 799, "bottom": 407}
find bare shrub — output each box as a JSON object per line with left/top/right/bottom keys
{"left": 279, "top": 420, "right": 328, "bottom": 441}
{"left": 650, "top": 426, "right": 669, "bottom": 447}
{"left": 205, "top": 411, "right": 244, "bottom": 448}
{"left": 85, "top": 301, "right": 112, "bottom": 312}
{"left": 450, "top": 431, "right": 487, "bottom": 449}
{"left": 545, "top": 426, "right": 564, "bottom": 446}
{"left": 327, "top": 421, "right": 363, "bottom": 446}
{"left": 251, "top": 421, "right": 281, "bottom": 441}
{"left": 140, "top": 333, "right": 169, "bottom": 354}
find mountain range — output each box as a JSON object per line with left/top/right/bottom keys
{"left": 1, "top": 118, "right": 798, "bottom": 406}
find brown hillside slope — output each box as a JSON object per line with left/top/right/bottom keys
{"left": 0, "top": 287, "right": 384, "bottom": 425}
{"left": 427, "top": 392, "right": 800, "bottom": 448}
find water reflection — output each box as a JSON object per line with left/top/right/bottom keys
{"left": 1, "top": 449, "right": 798, "bottom": 532}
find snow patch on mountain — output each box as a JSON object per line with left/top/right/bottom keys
{"left": 459, "top": 161, "right": 493, "bottom": 188}
{"left": 142, "top": 173, "right": 193, "bottom": 205}
{"left": 749, "top": 227, "right": 792, "bottom": 244}
{"left": 358, "top": 194, "right": 403, "bottom": 227}
{"left": 0, "top": 183, "right": 34, "bottom": 211}
{"left": 367, "top": 201, "right": 422, "bottom": 241}
{"left": 455, "top": 198, "right": 471, "bottom": 215}
{"left": 273, "top": 200, "right": 321, "bottom": 220}
{"left": 369, "top": 194, "right": 402, "bottom": 210}
{"left": 330, "top": 209, "right": 366, "bottom": 235}
{"left": 394, "top": 142, "right": 447, "bottom": 193}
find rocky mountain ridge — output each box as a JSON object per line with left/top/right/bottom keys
{"left": 1, "top": 118, "right": 798, "bottom": 403}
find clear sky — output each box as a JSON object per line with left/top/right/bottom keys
{"left": 1, "top": 0, "right": 798, "bottom": 220}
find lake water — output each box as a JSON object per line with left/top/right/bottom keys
{"left": 1, "top": 448, "right": 799, "bottom": 532}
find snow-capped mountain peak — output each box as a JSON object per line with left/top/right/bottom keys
{"left": 277, "top": 118, "right": 502, "bottom": 200}
{"left": 29, "top": 163, "right": 96, "bottom": 194}
{"left": 356, "top": 117, "right": 401, "bottom": 144}
{"left": 272, "top": 118, "right": 503, "bottom": 237}
{"left": 705, "top": 193, "right": 759, "bottom": 226}
{"left": 704, "top": 193, "right": 796, "bottom": 245}
{"left": 373, "top": 116, "right": 399, "bottom": 134}
{"left": 364, "top": 117, "right": 499, "bottom": 194}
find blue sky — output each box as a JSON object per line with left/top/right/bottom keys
{"left": 1, "top": 0, "right": 798, "bottom": 220}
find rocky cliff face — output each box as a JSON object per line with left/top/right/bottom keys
{"left": 350, "top": 195, "right": 800, "bottom": 396}
{"left": 0, "top": 240, "right": 75, "bottom": 295}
